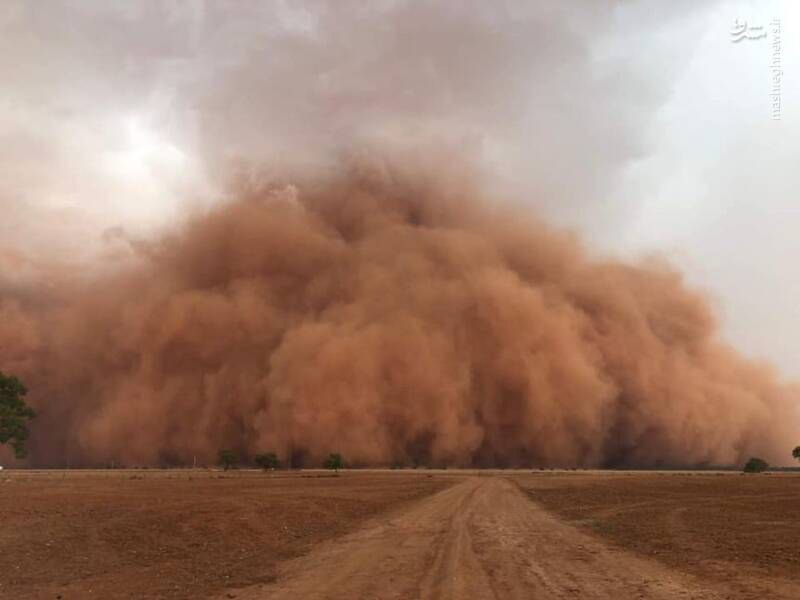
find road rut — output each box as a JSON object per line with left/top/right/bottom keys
{"left": 221, "top": 476, "right": 798, "bottom": 599}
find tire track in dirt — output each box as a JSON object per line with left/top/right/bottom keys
{"left": 219, "top": 476, "right": 800, "bottom": 600}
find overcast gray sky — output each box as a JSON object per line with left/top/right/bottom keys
{"left": 1, "top": 0, "right": 798, "bottom": 376}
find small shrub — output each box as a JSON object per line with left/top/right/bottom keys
{"left": 323, "top": 452, "right": 343, "bottom": 471}
{"left": 743, "top": 457, "right": 769, "bottom": 473}
{"left": 255, "top": 452, "right": 280, "bottom": 470}
{"left": 218, "top": 449, "right": 238, "bottom": 471}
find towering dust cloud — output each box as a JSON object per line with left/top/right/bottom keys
{"left": 1, "top": 158, "right": 797, "bottom": 467}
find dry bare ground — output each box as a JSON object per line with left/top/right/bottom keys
{"left": 0, "top": 470, "right": 453, "bottom": 599}
{"left": 2, "top": 470, "right": 799, "bottom": 599}
{"left": 224, "top": 473, "right": 800, "bottom": 600}
{"left": 516, "top": 471, "right": 800, "bottom": 598}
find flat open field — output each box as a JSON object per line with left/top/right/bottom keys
{"left": 2, "top": 469, "right": 799, "bottom": 599}
{"left": 0, "top": 469, "right": 455, "bottom": 599}
{"left": 514, "top": 471, "right": 800, "bottom": 593}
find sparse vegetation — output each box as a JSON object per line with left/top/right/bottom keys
{"left": 324, "top": 452, "right": 343, "bottom": 471}
{"left": 793, "top": 446, "right": 800, "bottom": 463}
{"left": 743, "top": 457, "right": 769, "bottom": 473}
{"left": 0, "top": 371, "right": 36, "bottom": 459}
{"left": 255, "top": 452, "right": 280, "bottom": 470}
{"left": 0, "top": 470, "right": 449, "bottom": 599}
{"left": 217, "top": 449, "right": 238, "bottom": 471}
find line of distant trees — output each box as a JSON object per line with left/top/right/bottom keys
{"left": 4, "top": 370, "right": 800, "bottom": 472}
{"left": 217, "top": 449, "right": 344, "bottom": 472}
{"left": 741, "top": 447, "right": 800, "bottom": 473}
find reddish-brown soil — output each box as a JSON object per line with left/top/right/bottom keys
{"left": 216, "top": 473, "right": 800, "bottom": 600}
{"left": 514, "top": 471, "right": 800, "bottom": 588}
{"left": 0, "top": 469, "right": 454, "bottom": 599}
{"left": 3, "top": 469, "right": 799, "bottom": 600}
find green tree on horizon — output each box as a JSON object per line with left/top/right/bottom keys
{"left": 324, "top": 452, "right": 344, "bottom": 472}
{"left": 792, "top": 446, "right": 800, "bottom": 463}
{"left": 743, "top": 457, "right": 769, "bottom": 473}
{"left": 255, "top": 452, "right": 280, "bottom": 470}
{"left": 0, "top": 371, "right": 36, "bottom": 459}
{"left": 218, "top": 449, "right": 238, "bottom": 471}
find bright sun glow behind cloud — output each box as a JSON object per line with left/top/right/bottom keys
{"left": 105, "top": 116, "right": 186, "bottom": 183}
{"left": 80, "top": 113, "right": 204, "bottom": 244}
{"left": 2, "top": 0, "right": 799, "bottom": 377}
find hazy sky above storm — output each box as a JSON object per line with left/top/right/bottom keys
{"left": 1, "top": 0, "right": 798, "bottom": 376}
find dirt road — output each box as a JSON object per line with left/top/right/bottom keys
{"left": 223, "top": 476, "right": 799, "bottom": 600}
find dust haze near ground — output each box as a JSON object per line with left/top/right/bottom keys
{"left": 1, "top": 155, "right": 797, "bottom": 467}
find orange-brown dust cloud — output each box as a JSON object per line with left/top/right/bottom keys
{"left": 1, "top": 160, "right": 797, "bottom": 467}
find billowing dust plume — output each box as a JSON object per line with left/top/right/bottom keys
{"left": 1, "top": 158, "right": 797, "bottom": 467}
